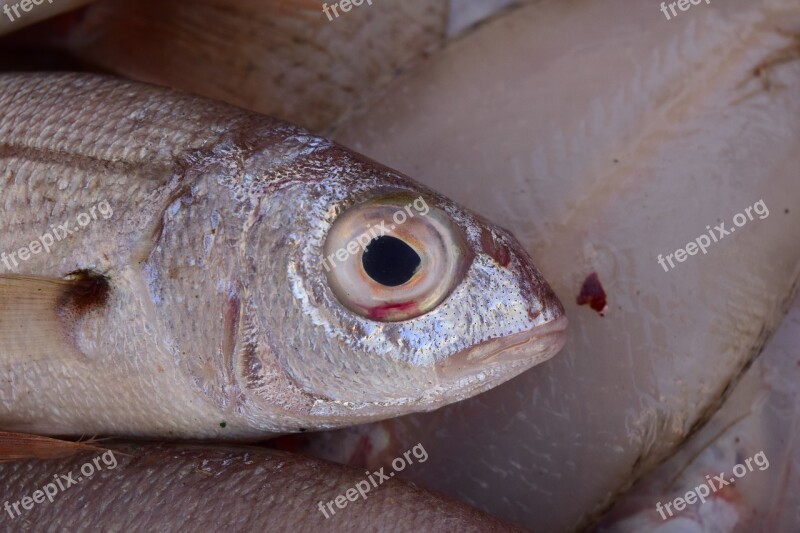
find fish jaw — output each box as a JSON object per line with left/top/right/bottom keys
{"left": 431, "top": 314, "right": 568, "bottom": 406}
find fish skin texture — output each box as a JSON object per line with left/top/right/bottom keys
{"left": 0, "top": 442, "right": 525, "bottom": 532}
{"left": 0, "top": 73, "right": 565, "bottom": 440}
{"left": 282, "top": 0, "right": 800, "bottom": 530}
{"left": 21, "top": 0, "right": 449, "bottom": 132}
{"left": 596, "top": 293, "right": 800, "bottom": 531}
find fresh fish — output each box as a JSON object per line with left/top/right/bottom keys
{"left": 282, "top": 0, "right": 800, "bottom": 529}
{"left": 595, "top": 294, "right": 800, "bottom": 532}
{"left": 5, "top": 0, "right": 449, "bottom": 132}
{"left": 0, "top": 442, "right": 524, "bottom": 531}
{"left": 0, "top": 73, "right": 566, "bottom": 440}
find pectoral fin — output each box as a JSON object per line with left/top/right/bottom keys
{"left": 0, "top": 431, "right": 107, "bottom": 462}
{"left": 0, "top": 272, "right": 109, "bottom": 365}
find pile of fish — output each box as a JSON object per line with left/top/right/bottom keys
{"left": 1, "top": 0, "right": 799, "bottom": 530}
{"left": 319, "top": 0, "right": 800, "bottom": 529}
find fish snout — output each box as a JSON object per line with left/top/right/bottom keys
{"left": 434, "top": 314, "right": 567, "bottom": 390}
{"left": 429, "top": 223, "right": 568, "bottom": 396}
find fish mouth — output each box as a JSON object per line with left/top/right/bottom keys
{"left": 431, "top": 315, "right": 568, "bottom": 401}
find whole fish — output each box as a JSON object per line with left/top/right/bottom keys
{"left": 0, "top": 73, "right": 566, "bottom": 440}
{"left": 0, "top": 442, "right": 523, "bottom": 531}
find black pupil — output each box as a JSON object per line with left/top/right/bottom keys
{"left": 362, "top": 236, "right": 421, "bottom": 287}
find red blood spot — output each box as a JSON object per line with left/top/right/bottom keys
{"left": 576, "top": 272, "right": 608, "bottom": 316}
{"left": 368, "top": 301, "right": 417, "bottom": 321}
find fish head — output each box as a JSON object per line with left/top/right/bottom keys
{"left": 232, "top": 137, "right": 566, "bottom": 429}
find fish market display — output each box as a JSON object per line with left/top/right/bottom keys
{"left": 1, "top": 0, "right": 799, "bottom": 530}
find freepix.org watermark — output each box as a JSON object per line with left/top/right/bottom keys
{"left": 657, "top": 199, "right": 769, "bottom": 272}
{"left": 317, "top": 442, "right": 428, "bottom": 519}
{"left": 2, "top": 0, "right": 57, "bottom": 23}
{"left": 0, "top": 200, "right": 113, "bottom": 273}
{"left": 322, "top": 196, "right": 429, "bottom": 273}
{"left": 4, "top": 450, "right": 118, "bottom": 520}
{"left": 655, "top": 450, "right": 769, "bottom": 520}
{"left": 659, "top": 0, "right": 711, "bottom": 21}
{"left": 321, "top": 0, "right": 373, "bottom": 22}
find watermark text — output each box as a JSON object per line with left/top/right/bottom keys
{"left": 4, "top": 450, "right": 118, "bottom": 520}
{"left": 318, "top": 442, "right": 428, "bottom": 519}
{"left": 655, "top": 450, "right": 769, "bottom": 520}
{"left": 657, "top": 199, "right": 768, "bottom": 272}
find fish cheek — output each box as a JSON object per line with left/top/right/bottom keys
{"left": 271, "top": 264, "right": 438, "bottom": 406}
{"left": 265, "top": 324, "right": 434, "bottom": 405}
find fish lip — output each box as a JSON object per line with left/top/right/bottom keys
{"left": 433, "top": 315, "right": 568, "bottom": 394}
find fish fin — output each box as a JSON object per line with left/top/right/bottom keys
{"left": 0, "top": 431, "right": 108, "bottom": 462}
{"left": 0, "top": 272, "right": 110, "bottom": 365}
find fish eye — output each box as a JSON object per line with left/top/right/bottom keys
{"left": 323, "top": 195, "right": 471, "bottom": 322}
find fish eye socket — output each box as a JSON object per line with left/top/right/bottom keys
{"left": 362, "top": 236, "right": 421, "bottom": 287}
{"left": 322, "top": 195, "right": 471, "bottom": 322}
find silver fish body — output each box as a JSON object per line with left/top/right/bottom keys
{"left": 0, "top": 73, "right": 566, "bottom": 439}
{"left": 0, "top": 443, "right": 523, "bottom": 531}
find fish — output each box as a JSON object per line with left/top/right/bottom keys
{"left": 283, "top": 0, "right": 800, "bottom": 529}
{"left": 0, "top": 73, "right": 566, "bottom": 440}
{"left": 596, "top": 294, "right": 800, "bottom": 532}
{"left": 0, "top": 442, "right": 524, "bottom": 531}
{"left": 2, "top": 0, "right": 449, "bottom": 132}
